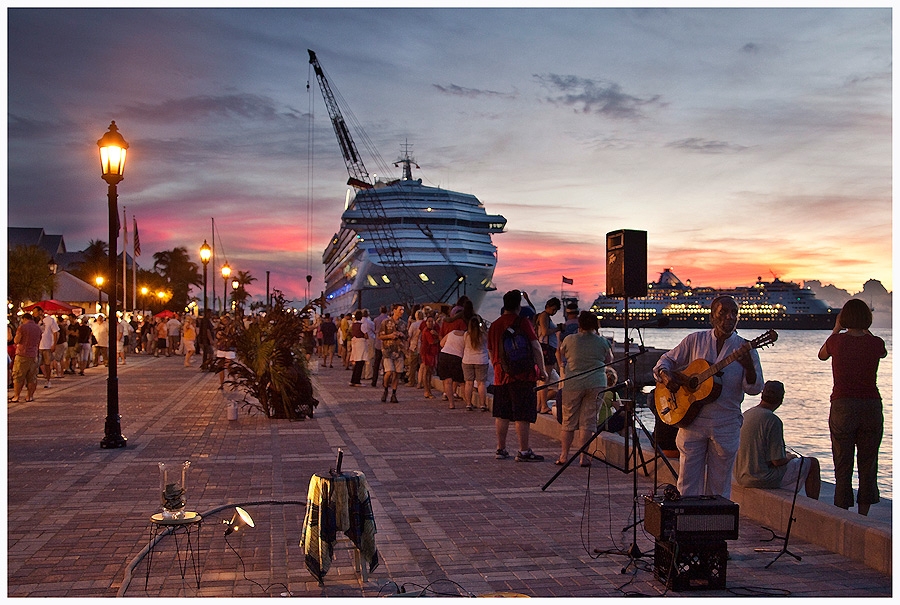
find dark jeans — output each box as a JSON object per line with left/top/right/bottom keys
{"left": 830, "top": 397, "right": 883, "bottom": 509}
{"left": 350, "top": 360, "right": 365, "bottom": 385}
{"left": 371, "top": 349, "right": 383, "bottom": 386}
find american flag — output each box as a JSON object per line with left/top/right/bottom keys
{"left": 133, "top": 218, "right": 141, "bottom": 257}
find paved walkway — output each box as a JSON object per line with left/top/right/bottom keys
{"left": 7, "top": 353, "right": 893, "bottom": 597}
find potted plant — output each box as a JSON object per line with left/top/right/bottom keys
{"left": 222, "top": 292, "right": 318, "bottom": 420}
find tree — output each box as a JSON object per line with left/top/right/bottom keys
{"left": 8, "top": 245, "right": 54, "bottom": 311}
{"left": 152, "top": 247, "right": 201, "bottom": 311}
{"left": 231, "top": 270, "right": 256, "bottom": 312}
{"left": 71, "top": 239, "right": 109, "bottom": 286}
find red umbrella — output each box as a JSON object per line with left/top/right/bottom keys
{"left": 154, "top": 310, "right": 177, "bottom": 319}
{"left": 23, "top": 299, "right": 79, "bottom": 314}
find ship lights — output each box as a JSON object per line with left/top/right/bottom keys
{"left": 381, "top": 275, "right": 391, "bottom": 284}
{"left": 418, "top": 273, "right": 429, "bottom": 282}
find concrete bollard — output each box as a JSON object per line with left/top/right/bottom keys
{"left": 226, "top": 400, "right": 239, "bottom": 421}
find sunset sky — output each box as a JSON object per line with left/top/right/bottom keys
{"left": 7, "top": 8, "right": 892, "bottom": 311}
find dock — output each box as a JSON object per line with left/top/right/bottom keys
{"left": 7, "top": 353, "right": 892, "bottom": 597}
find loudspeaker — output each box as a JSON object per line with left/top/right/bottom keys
{"left": 606, "top": 229, "right": 647, "bottom": 297}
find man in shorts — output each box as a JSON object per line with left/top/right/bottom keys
{"left": 77, "top": 316, "right": 93, "bottom": 375}
{"left": 378, "top": 304, "right": 407, "bottom": 403}
{"left": 734, "top": 380, "right": 821, "bottom": 499}
{"left": 10, "top": 313, "right": 42, "bottom": 402}
{"left": 487, "top": 290, "right": 547, "bottom": 462}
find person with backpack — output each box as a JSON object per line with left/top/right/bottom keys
{"left": 487, "top": 289, "right": 548, "bottom": 462}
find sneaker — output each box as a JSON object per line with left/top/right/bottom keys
{"left": 495, "top": 448, "right": 510, "bottom": 460}
{"left": 44, "top": 381, "right": 52, "bottom": 389}
{"left": 515, "top": 449, "right": 545, "bottom": 462}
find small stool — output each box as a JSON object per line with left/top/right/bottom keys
{"left": 146, "top": 512, "right": 203, "bottom": 590}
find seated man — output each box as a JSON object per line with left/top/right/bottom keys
{"left": 734, "top": 380, "right": 820, "bottom": 499}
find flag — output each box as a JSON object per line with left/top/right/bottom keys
{"left": 133, "top": 218, "right": 142, "bottom": 257}
{"left": 562, "top": 276, "right": 574, "bottom": 285}
{"left": 123, "top": 208, "right": 128, "bottom": 245}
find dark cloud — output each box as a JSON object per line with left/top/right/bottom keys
{"left": 741, "top": 42, "right": 760, "bottom": 54}
{"left": 534, "top": 73, "right": 663, "bottom": 119}
{"left": 666, "top": 137, "right": 747, "bottom": 153}
{"left": 122, "top": 94, "right": 297, "bottom": 124}
{"left": 432, "top": 83, "right": 516, "bottom": 100}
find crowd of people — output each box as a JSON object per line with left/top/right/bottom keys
{"left": 8, "top": 292, "right": 887, "bottom": 515}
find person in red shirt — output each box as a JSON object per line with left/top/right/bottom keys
{"left": 487, "top": 290, "right": 547, "bottom": 462}
{"left": 818, "top": 299, "right": 888, "bottom": 515}
{"left": 10, "top": 313, "right": 42, "bottom": 402}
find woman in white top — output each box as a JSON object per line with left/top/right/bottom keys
{"left": 462, "top": 315, "right": 490, "bottom": 411}
{"left": 438, "top": 324, "right": 466, "bottom": 409}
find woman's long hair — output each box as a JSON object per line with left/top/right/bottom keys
{"left": 467, "top": 315, "right": 485, "bottom": 349}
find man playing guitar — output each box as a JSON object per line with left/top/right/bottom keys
{"left": 653, "top": 296, "right": 764, "bottom": 498}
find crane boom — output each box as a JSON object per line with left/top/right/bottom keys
{"left": 308, "top": 49, "right": 373, "bottom": 189}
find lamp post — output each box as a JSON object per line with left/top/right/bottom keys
{"left": 48, "top": 258, "right": 58, "bottom": 300}
{"left": 199, "top": 240, "right": 211, "bottom": 370}
{"left": 95, "top": 275, "right": 105, "bottom": 314}
{"left": 232, "top": 279, "right": 240, "bottom": 315}
{"left": 140, "top": 286, "right": 149, "bottom": 315}
{"left": 98, "top": 121, "right": 128, "bottom": 449}
{"left": 221, "top": 262, "right": 231, "bottom": 314}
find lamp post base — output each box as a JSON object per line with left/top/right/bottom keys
{"left": 100, "top": 434, "right": 127, "bottom": 449}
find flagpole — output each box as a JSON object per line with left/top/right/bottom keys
{"left": 123, "top": 206, "right": 128, "bottom": 313}
{"left": 132, "top": 214, "right": 137, "bottom": 313}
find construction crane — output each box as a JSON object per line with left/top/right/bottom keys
{"left": 308, "top": 49, "right": 373, "bottom": 191}
{"left": 308, "top": 49, "right": 430, "bottom": 307}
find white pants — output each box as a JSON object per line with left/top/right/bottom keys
{"left": 676, "top": 417, "right": 742, "bottom": 498}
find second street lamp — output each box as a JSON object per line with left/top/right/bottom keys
{"left": 199, "top": 240, "right": 212, "bottom": 370}
{"left": 221, "top": 262, "right": 231, "bottom": 314}
{"left": 95, "top": 275, "right": 105, "bottom": 314}
{"left": 98, "top": 121, "right": 128, "bottom": 449}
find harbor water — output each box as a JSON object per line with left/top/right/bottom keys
{"left": 605, "top": 327, "right": 893, "bottom": 500}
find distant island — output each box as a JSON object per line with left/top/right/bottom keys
{"left": 805, "top": 279, "right": 892, "bottom": 329}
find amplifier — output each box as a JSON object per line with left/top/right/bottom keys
{"left": 644, "top": 495, "right": 739, "bottom": 541}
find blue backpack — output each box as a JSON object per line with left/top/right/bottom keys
{"left": 500, "top": 316, "right": 533, "bottom": 376}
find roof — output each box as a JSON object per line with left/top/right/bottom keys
{"left": 8, "top": 227, "right": 67, "bottom": 257}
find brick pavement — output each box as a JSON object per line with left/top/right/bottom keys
{"left": 7, "top": 353, "right": 892, "bottom": 597}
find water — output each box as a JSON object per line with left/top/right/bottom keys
{"left": 606, "top": 327, "right": 893, "bottom": 500}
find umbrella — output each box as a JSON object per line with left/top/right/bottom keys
{"left": 154, "top": 310, "right": 177, "bottom": 319}
{"left": 23, "top": 299, "right": 79, "bottom": 314}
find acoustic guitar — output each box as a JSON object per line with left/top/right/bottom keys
{"left": 654, "top": 330, "right": 778, "bottom": 427}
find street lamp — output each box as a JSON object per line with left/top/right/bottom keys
{"left": 232, "top": 279, "right": 240, "bottom": 314}
{"left": 140, "top": 286, "right": 149, "bottom": 315}
{"left": 48, "top": 258, "right": 58, "bottom": 300}
{"left": 199, "top": 240, "right": 212, "bottom": 369}
{"left": 98, "top": 121, "right": 128, "bottom": 449}
{"left": 221, "top": 262, "right": 231, "bottom": 314}
{"left": 95, "top": 275, "right": 105, "bottom": 314}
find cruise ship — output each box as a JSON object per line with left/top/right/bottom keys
{"left": 321, "top": 154, "right": 507, "bottom": 315}
{"left": 589, "top": 268, "right": 837, "bottom": 329}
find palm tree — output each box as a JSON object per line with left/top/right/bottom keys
{"left": 72, "top": 239, "right": 109, "bottom": 285}
{"left": 152, "top": 247, "right": 201, "bottom": 311}
{"left": 231, "top": 270, "right": 256, "bottom": 312}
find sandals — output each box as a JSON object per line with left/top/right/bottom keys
{"left": 555, "top": 459, "right": 566, "bottom": 466}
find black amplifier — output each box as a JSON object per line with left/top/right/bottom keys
{"left": 644, "top": 495, "right": 739, "bottom": 541}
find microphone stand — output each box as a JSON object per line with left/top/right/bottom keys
{"left": 755, "top": 453, "right": 805, "bottom": 567}
{"left": 541, "top": 379, "right": 634, "bottom": 491}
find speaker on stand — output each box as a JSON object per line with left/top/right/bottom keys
{"left": 605, "top": 229, "right": 648, "bottom": 572}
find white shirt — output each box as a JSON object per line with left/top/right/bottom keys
{"left": 39, "top": 315, "right": 59, "bottom": 349}
{"left": 652, "top": 329, "right": 764, "bottom": 425}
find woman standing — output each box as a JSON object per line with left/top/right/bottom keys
{"left": 348, "top": 310, "right": 368, "bottom": 387}
{"left": 818, "top": 299, "right": 887, "bottom": 516}
{"left": 555, "top": 311, "right": 613, "bottom": 467}
{"left": 462, "top": 316, "right": 490, "bottom": 411}
{"left": 419, "top": 316, "right": 440, "bottom": 399}
{"left": 438, "top": 323, "right": 466, "bottom": 409}
{"left": 182, "top": 316, "right": 197, "bottom": 367}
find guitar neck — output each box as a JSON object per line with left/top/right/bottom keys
{"left": 695, "top": 342, "right": 751, "bottom": 383}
